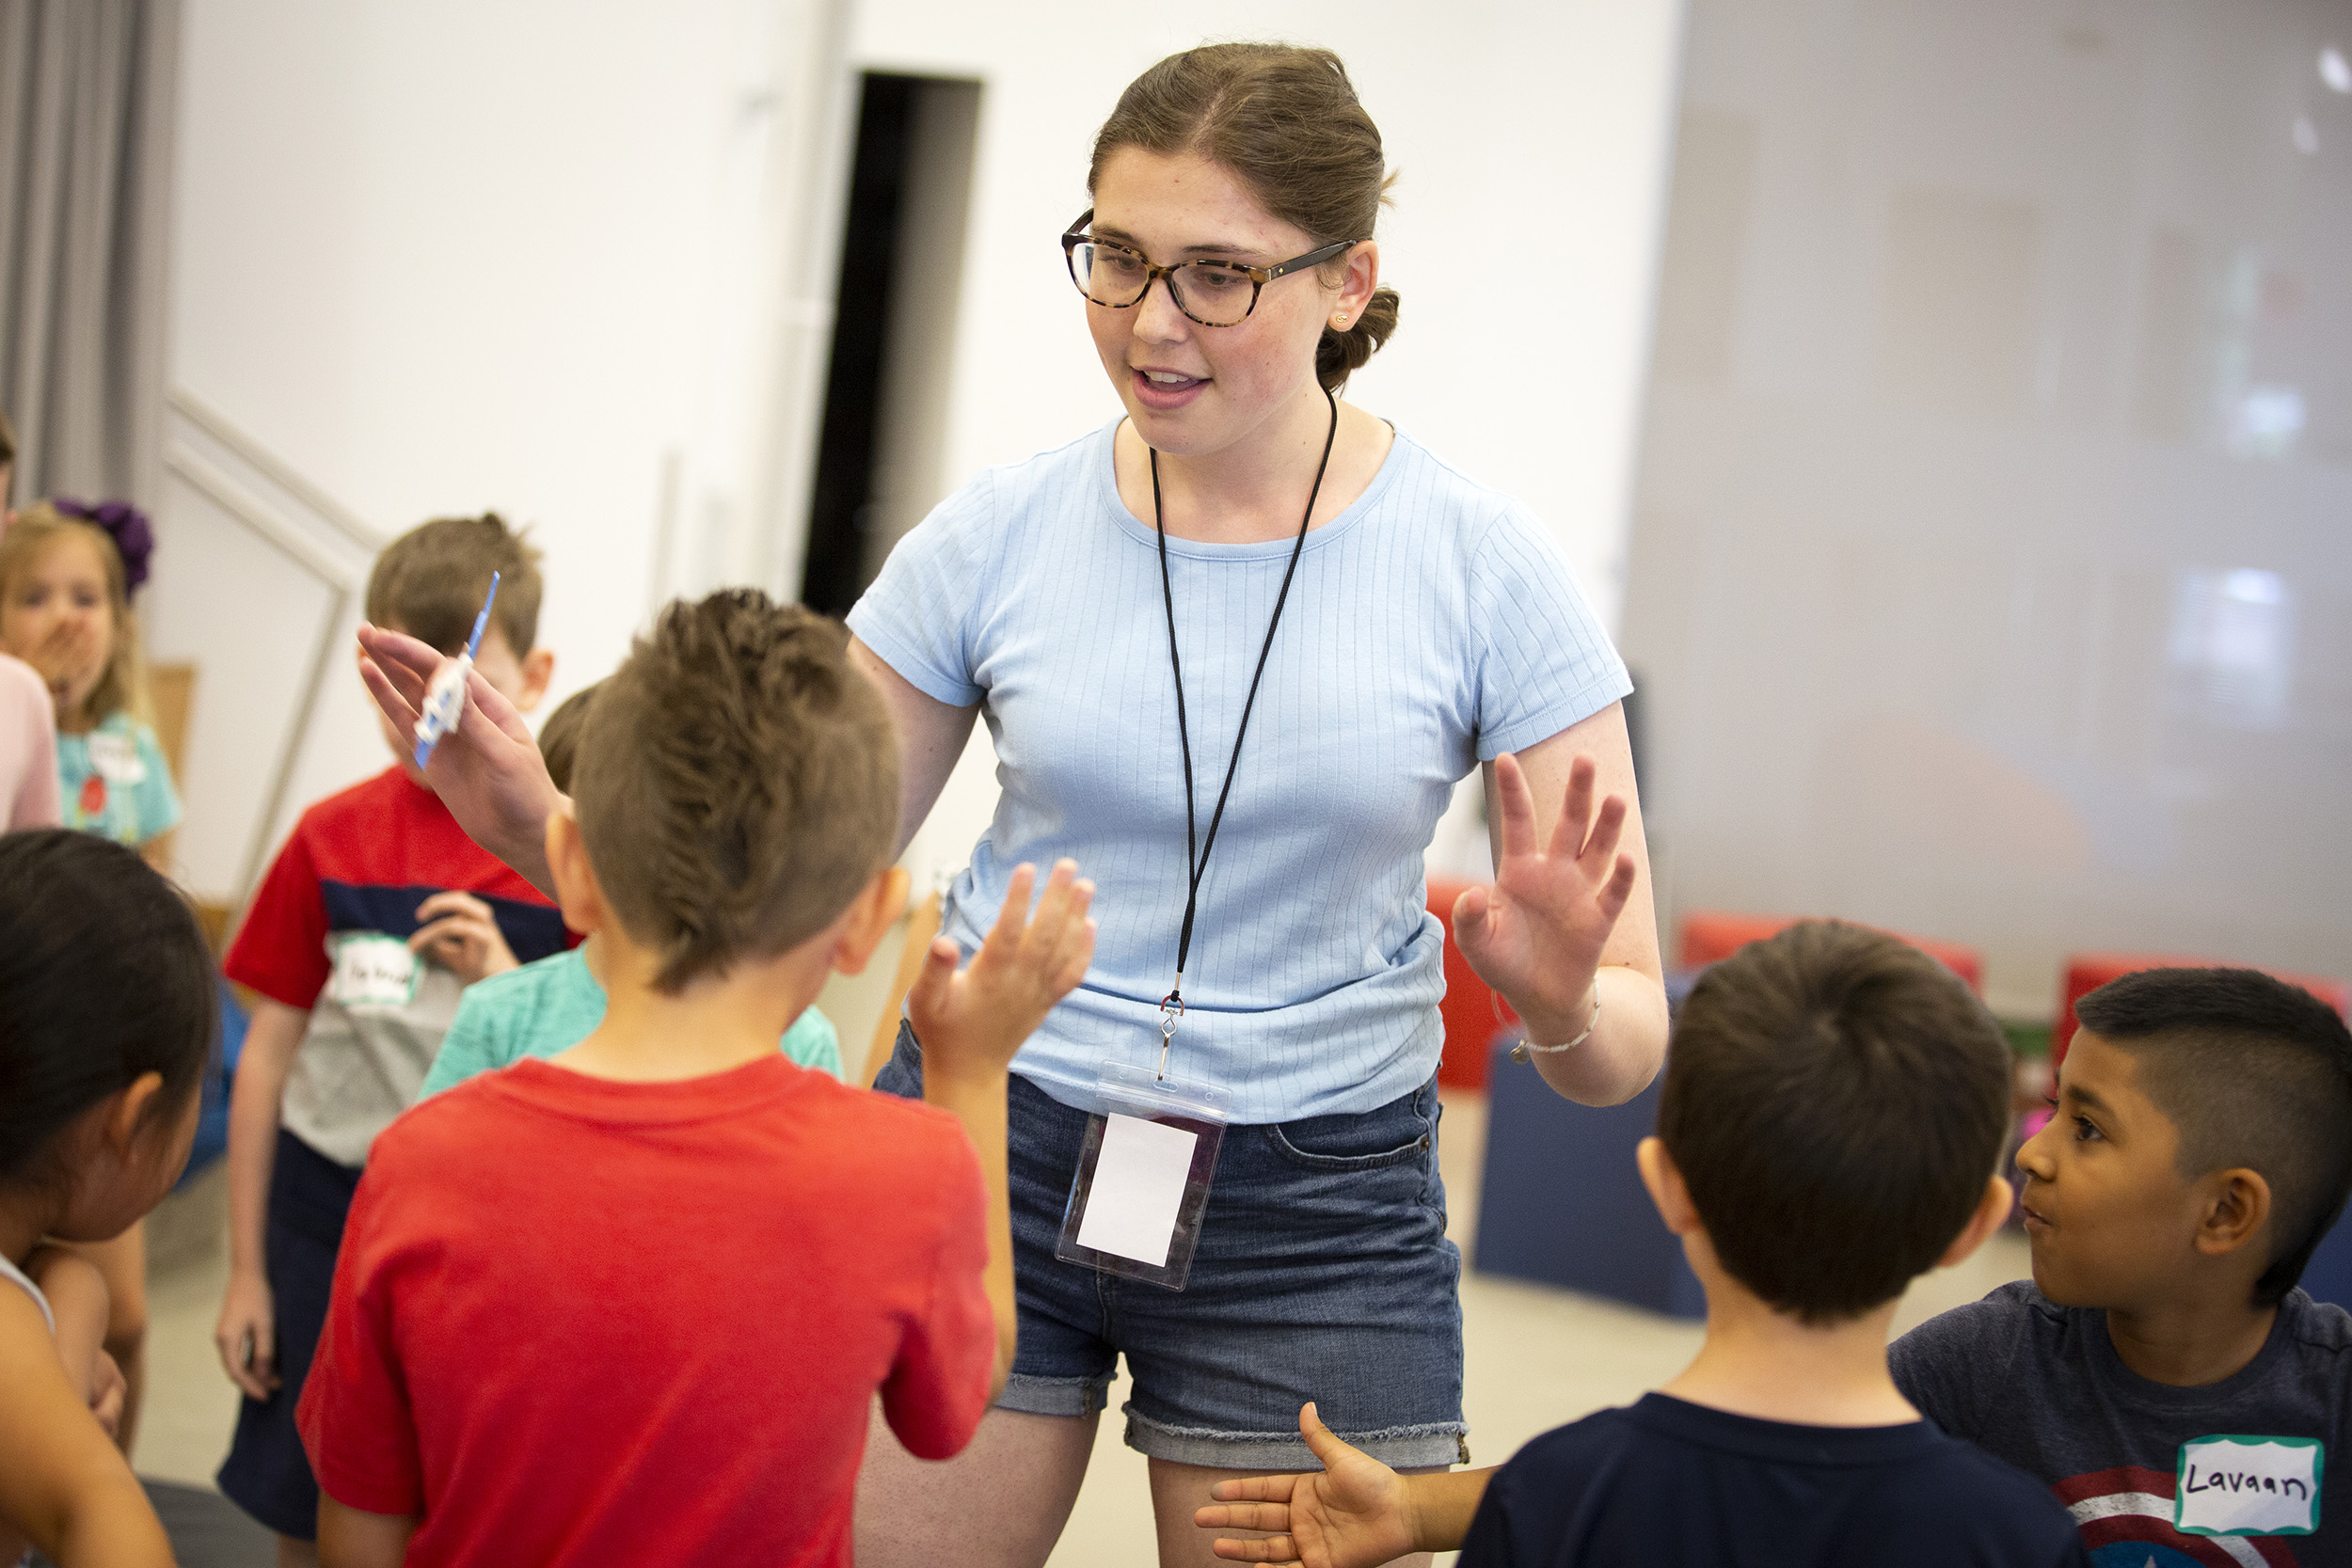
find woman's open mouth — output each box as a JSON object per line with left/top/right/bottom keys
{"left": 1131, "top": 367, "right": 1206, "bottom": 410}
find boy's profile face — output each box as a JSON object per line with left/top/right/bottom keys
{"left": 2015, "top": 1030, "right": 2205, "bottom": 1309}
{"left": 362, "top": 620, "right": 549, "bottom": 784}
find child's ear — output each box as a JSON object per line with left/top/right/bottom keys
{"left": 1937, "top": 1175, "right": 2015, "bottom": 1270}
{"left": 2194, "top": 1168, "right": 2274, "bottom": 1260}
{"left": 545, "top": 804, "right": 606, "bottom": 938}
{"left": 1636, "top": 1136, "right": 1702, "bottom": 1238}
{"left": 103, "top": 1070, "right": 167, "bottom": 1161}
{"left": 829, "top": 867, "right": 909, "bottom": 978}
{"left": 516, "top": 647, "right": 555, "bottom": 714}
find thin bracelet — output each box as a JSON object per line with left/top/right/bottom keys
{"left": 1509, "top": 993, "right": 1603, "bottom": 1062}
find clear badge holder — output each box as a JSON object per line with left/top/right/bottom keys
{"left": 1056, "top": 1003, "right": 1230, "bottom": 1291}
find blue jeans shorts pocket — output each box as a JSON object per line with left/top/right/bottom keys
{"left": 1263, "top": 1076, "right": 1438, "bottom": 1171}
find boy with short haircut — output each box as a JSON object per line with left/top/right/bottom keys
{"left": 296, "top": 591, "right": 1094, "bottom": 1567}
{"left": 1199, "top": 922, "right": 2086, "bottom": 1568}
{"left": 1893, "top": 967, "right": 2352, "bottom": 1561}
{"left": 420, "top": 679, "right": 845, "bottom": 1095}
{"left": 214, "top": 515, "right": 566, "bottom": 1557}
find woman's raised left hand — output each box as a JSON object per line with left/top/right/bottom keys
{"left": 1451, "top": 751, "right": 1636, "bottom": 1044}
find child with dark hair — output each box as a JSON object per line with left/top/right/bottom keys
{"left": 1198, "top": 922, "right": 2085, "bottom": 1568}
{"left": 1893, "top": 966, "right": 2352, "bottom": 1560}
{"left": 420, "top": 677, "right": 845, "bottom": 1095}
{"left": 297, "top": 590, "right": 1094, "bottom": 1567}
{"left": 0, "top": 832, "right": 217, "bottom": 1568}
{"left": 214, "top": 513, "right": 568, "bottom": 1561}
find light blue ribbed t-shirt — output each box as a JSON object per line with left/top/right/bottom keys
{"left": 849, "top": 421, "right": 1630, "bottom": 1123}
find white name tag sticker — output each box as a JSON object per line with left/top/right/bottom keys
{"left": 326, "top": 932, "right": 422, "bottom": 1011}
{"left": 2175, "top": 1435, "right": 2323, "bottom": 1537}
{"left": 87, "top": 731, "right": 145, "bottom": 784}
{"left": 1073, "top": 1112, "right": 1198, "bottom": 1266}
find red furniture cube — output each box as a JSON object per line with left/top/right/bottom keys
{"left": 2054, "top": 954, "right": 2351, "bottom": 1067}
{"left": 1678, "top": 910, "right": 1983, "bottom": 995}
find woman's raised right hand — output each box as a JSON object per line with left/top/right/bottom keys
{"left": 357, "top": 625, "right": 562, "bottom": 892}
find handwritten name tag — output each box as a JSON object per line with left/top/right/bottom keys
{"left": 326, "top": 932, "right": 422, "bottom": 1011}
{"left": 2175, "top": 1435, "right": 2323, "bottom": 1537}
{"left": 86, "top": 730, "right": 145, "bottom": 784}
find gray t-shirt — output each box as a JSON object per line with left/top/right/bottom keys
{"left": 1893, "top": 1280, "right": 2352, "bottom": 1565}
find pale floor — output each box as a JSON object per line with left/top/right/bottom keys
{"left": 131, "top": 1091, "right": 2032, "bottom": 1566}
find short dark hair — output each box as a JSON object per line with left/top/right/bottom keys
{"left": 0, "top": 832, "right": 216, "bottom": 1192}
{"left": 365, "top": 513, "right": 543, "bottom": 656}
{"left": 567, "top": 591, "right": 898, "bottom": 993}
{"left": 536, "top": 681, "right": 599, "bottom": 795}
{"left": 1660, "top": 922, "right": 2012, "bottom": 1323}
{"left": 2075, "top": 968, "right": 2352, "bottom": 1307}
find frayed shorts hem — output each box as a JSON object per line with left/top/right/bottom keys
{"left": 1120, "top": 1405, "right": 1470, "bottom": 1470}
{"left": 996, "top": 1370, "right": 1114, "bottom": 1419}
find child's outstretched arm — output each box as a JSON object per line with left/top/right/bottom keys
{"left": 1196, "top": 1403, "right": 1495, "bottom": 1566}
{"left": 906, "top": 859, "right": 1095, "bottom": 1393}
{"left": 215, "top": 997, "right": 309, "bottom": 1400}
{"left": 0, "top": 1283, "right": 171, "bottom": 1567}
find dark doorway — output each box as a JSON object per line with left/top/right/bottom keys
{"left": 801, "top": 72, "right": 979, "bottom": 616}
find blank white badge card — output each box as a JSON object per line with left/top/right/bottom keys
{"left": 1073, "top": 1112, "right": 1198, "bottom": 1266}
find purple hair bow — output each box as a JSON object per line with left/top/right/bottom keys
{"left": 52, "top": 498, "right": 153, "bottom": 599}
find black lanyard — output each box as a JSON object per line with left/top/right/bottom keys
{"left": 1152, "top": 388, "right": 1340, "bottom": 1055}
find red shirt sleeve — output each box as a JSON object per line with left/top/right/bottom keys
{"left": 296, "top": 1157, "right": 424, "bottom": 1516}
{"left": 879, "top": 1127, "right": 997, "bottom": 1460}
{"left": 224, "top": 820, "right": 329, "bottom": 1009}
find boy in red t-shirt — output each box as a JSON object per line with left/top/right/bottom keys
{"left": 296, "top": 591, "right": 1095, "bottom": 1567}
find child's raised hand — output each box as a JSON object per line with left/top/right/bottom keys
{"left": 357, "top": 625, "right": 559, "bottom": 877}
{"left": 24, "top": 616, "right": 102, "bottom": 707}
{"left": 409, "top": 891, "right": 520, "bottom": 986}
{"left": 1195, "top": 1402, "right": 1417, "bottom": 1567}
{"left": 1453, "top": 752, "right": 1636, "bottom": 1042}
{"left": 907, "top": 860, "right": 1094, "bottom": 1085}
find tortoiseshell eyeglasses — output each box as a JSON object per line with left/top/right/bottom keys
{"left": 1060, "top": 209, "right": 1359, "bottom": 327}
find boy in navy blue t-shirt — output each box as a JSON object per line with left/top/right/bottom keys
{"left": 1197, "top": 922, "right": 2087, "bottom": 1568}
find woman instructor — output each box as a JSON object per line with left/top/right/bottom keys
{"left": 362, "top": 43, "right": 1665, "bottom": 1568}
{"left": 846, "top": 45, "right": 1665, "bottom": 1568}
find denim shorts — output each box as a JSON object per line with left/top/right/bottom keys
{"left": 875, "top": 1022, "right": 1467, "bottom": 1470}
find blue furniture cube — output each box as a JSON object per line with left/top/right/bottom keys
{"left": 1472, "top": 1035, "right": 1703, "bottom": 1319}
{"left": 2296, "top": 1209, "right": 2352, "bottom": 1313}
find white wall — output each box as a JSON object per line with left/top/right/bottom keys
{"left": 154, "top": 0, "right": 848, "bottom": 897}
{"left": 1618, "top": 0, "right": 2352, "bottom": 1013}
{"left": 849, "top": 1, "right": 1692, "bottom": 879}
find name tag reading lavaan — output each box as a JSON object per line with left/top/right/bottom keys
{"left": 1057, "top": 1065, "right": 1230, "bottom": 1291}
{"left": 2175, "top": 1435, "right": 2324, "bottom": 1538}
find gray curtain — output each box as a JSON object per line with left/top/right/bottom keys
{"left": 0, "top": 0, "right": 178, "bottom": 511}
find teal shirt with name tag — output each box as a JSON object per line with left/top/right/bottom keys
{"left": 57, "top": 712, "right": 180, "bottom": 847}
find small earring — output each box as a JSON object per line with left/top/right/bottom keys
{"left": 1334, "top": 313, "right": 1350, "bottom": 327}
